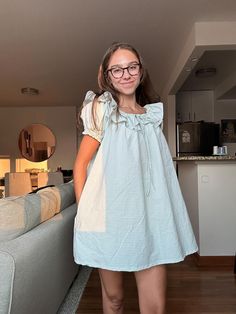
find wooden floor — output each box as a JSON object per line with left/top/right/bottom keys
{"left": 77, "top": 256, "right": 236, "bottom": 314}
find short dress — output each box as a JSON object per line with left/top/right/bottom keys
{"left": 73, "top": 90, "right": 198, "bottom": 271}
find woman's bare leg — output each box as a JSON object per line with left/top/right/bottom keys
{"left": 98, "top": 268, "right": 124, "bottom": 314}
{"left": 134, "top": 265, "right": 166, "bottom": 314}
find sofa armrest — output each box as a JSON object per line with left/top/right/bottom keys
{"left": 0, "top": 203, "right": 78, "bottom": 314}
{"left": 0, "top": 251, "right": 15, "bottom": 314}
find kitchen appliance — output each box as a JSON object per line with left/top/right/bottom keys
{"left": 176, "top": 121, "right": 220, "bottom": 156}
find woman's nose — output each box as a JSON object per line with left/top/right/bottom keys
{"left": 122, "top": 68, "right": 131, "bottom": 79}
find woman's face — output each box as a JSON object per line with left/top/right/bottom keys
{"left": 107, "top": 49, "right": 141, "bottom": 97}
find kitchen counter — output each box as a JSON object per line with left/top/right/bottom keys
{"left": 173, "top": 155, "right": 236, "bottom": 161}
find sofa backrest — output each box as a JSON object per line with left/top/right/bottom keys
{"left": 0, "top": 182, "right": 75, "bottom": 243}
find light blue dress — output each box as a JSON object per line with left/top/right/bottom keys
{"left": 73, "top": 91, "right": 198, "bottom": 271}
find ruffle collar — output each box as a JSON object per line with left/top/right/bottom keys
{"left": 90, "top": 91, "right": 163, "bottom": 131}
{"left": 117, "top": 104, "right": 163, "bottom": 131}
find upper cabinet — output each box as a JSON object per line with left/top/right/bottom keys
{"left": 176, "top": 90, "right": 214, "bottom": 123}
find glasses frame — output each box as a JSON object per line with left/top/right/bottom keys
{"left": 107, "top": 63, "right": 141, "bottom": 79}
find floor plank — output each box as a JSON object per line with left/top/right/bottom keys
{"left": 77, "top": 256, "right": 236, "bottom": 313}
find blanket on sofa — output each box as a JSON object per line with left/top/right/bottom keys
{"left": 0, "top": 182, "right": 75, "bottom": 243}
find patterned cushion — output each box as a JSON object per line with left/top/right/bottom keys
{"left": 0, "top": 182, "right": 75, "bottom": 243}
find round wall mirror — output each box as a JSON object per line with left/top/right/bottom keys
{"left": 18, "top": 124, "right": 56, "bottom": 162}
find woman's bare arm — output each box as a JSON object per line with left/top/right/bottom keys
{"left": 73, "top": 135, "right": 100, "bottom": 203}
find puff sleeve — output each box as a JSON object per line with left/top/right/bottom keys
{"left": 80, "top": 91, "right": 110, "bottom": 142}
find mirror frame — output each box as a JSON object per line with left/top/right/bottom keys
{"left": 18, "top": 123, "right": 56, "bottom": 162}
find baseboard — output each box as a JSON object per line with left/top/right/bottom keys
{"left": 193, "top": 253, "right": 235, "bottom": 267}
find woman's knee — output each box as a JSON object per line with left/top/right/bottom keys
{"left": 106, "top": 293, "right": 124, "bottom": 311}
{"left": 134, "top": 265, "right": 166, "bottom": 314}
{"left": 98, "top": 268, "right": 124, "bottom": 312}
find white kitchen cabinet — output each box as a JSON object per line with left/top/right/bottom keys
{"left": 176, "top": 90, "right": 214, "bottom": 122}
{"left": 177, "top": 160, "right": 236, "bottom": 257}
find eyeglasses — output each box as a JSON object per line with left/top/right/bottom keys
{"left": 107, "top": 63, "right": 141, "bottom": 79}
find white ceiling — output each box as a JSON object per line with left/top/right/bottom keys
{"left": 1, "top": 0, "right": 236, "bottom": 107}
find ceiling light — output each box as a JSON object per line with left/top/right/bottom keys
{"left": 21, "top": 87, "right": 39, "bottom": 95}
{"left": 195, "top": 67, "right": 217, "bottom": 78}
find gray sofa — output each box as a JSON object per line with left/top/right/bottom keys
{"left": 0, "top": 182, "right": 82, "bottom": 314}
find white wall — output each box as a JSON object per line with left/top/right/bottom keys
{"left": 0, "top": 106, "right": 77, "bottom": 172}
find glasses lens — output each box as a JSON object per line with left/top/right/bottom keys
{"left": 111, "top": 68, "right": 123, "bottom": 78}
{"left": 128, "top": 64, "right": 140, "bottom": 76}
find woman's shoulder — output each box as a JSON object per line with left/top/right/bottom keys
{"left": 80, "top": 91, "right": 117, "bottom": 141}
{"left": 145, "top": 101, "right": 163, "bottom": 110}
{"left": 81, "top": 90, "right": 118, "bottom": 126}
{"left": 140, "top": 102, "right": 164, "bottom": 129}
{"left": 145, "top": 102, "right": 163, "bottom": 117}
{"left": 83, "top": 90, "right": 117, "bottom": 109}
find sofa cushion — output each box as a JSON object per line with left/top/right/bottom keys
{"left": 0, "top": 182, "right": 75, "bottom": 243}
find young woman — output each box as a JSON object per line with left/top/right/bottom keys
{"left": 73, "top": 42, "right": 198, "bottom": 314}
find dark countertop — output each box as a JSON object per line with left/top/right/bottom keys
{"left": 173, "top": 155, "right": 236, "bottom": 161}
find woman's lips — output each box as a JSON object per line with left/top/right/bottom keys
{"left": 120, "top": 81, "right": 135, "bottom": 86}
